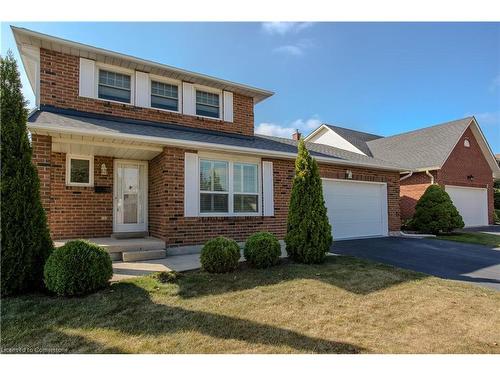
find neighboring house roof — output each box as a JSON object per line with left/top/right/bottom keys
{"left": 323, "top": 124, "right": 382, "bottom": 156}
{"left": 28, "top": 106, "right": 405, "bottom": 172}
{"left": 307, "top": 116, "right": 500, "bottom": 178}
{"left": 12, "top": 26, "right": 274, "bottom": 104}
{"left": 367, "top": 117, "right": 473, "bottom": 170}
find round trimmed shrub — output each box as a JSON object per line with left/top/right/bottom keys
{"left": 200, "top": 237, "right": 240, "bottom": 273}
{"left": 44, "top": 240, "right": 113, "bottom": 296}
{"left": 411, "top": 184, "right": 464, "bottom": 235}
{"left": 244, "top": 232, "right": 281, "bottom": 268}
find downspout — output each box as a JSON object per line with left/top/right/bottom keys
{"left": 399, "top": 171, "right": 413, "bottom": 181}
{"left": 425, "top": 170, "right": 435, "bottom": 184}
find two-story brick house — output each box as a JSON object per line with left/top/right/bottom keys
{"left": 13, "top": 26, "right": 407, "bottom": 258}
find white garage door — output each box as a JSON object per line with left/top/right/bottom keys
{"left": 445, "top": 186, "right": 488, "bottom": 227}
{"left": 322, "top": 179, "right": 388, "bottom": 240}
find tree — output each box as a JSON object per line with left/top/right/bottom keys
{"left": 1, "top": 50, "right": 53, "bottom": 296}
{"left": 285, "top": 139, "right": 332, "bottom": 263}
{"left": 410, "top": 184, "right": 464, "bottom": 235}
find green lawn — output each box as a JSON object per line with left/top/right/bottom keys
{"left": 436, "top": 232, "right": 500, "bottom": 248}
{"left": 1, "top": 256, "right": 499, "bottom": 354}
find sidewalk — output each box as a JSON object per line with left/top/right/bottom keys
{"left": 112, "top": 246, "right": 288, "bottom": 282}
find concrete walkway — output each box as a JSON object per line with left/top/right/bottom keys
{"left": 112, "top": 246, "right": 288, "bottom": 281}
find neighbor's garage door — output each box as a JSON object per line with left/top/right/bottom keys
{"left": 445, "top": 186, "right": 488, "bottom": 227}
{"left": 322, "top": 179, "right": 388, "bottom": 240}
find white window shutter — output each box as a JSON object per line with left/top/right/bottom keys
{"left": 223, "top": 91, "right": 234, "bottom": 122}
{"left": 262, "top": 161, "right": 274, "bottom": 216}
{"left": 184, "top": 152, "right": 199, "bottom": 217}
{"left": 79, "top": 58, "right": 95, "bottom": 98}
{"left": 135, "top": 71, "right": 149, "bottom": 108}
{"left": 182, "top": 82, "right": 195, "bottom": 115}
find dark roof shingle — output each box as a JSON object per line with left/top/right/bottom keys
{"left": 28, "top": 106, "right": 404, "bottom": 171}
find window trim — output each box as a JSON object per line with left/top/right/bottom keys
{"left": 194, "top": 85, "right": 223, "bottom": 120}
{"left": 66, "top": 154, "right": 94, "bottom": 187}
{"left": 198, "top": 153, "right": 261, "bottom": 217}
{"left": 149, "top": 74, "right": 182, "bottom": 114}
{"left": 95, "top": 63, "right": 135, "bottom": 106}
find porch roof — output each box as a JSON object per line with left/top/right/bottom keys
{"left": 28, "top": 106, "right": 406, "bottom": 171}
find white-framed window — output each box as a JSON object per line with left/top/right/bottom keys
{"left": 196, "top": 89, "right": 220, "bottom": 119}
{"left": 233, "top": 163, "right": 259, "bottom": 213}
{"left": 199, "top": 157, "right": 260, "bottom": 215}
{"left": 66, "top": 154, "right": 94, "bottom": 187}
{"left": 98, "top": 68, "right": 132, "bottom": 104}
{"left": 151, "top": 80, "right": 179, "bottom": 112}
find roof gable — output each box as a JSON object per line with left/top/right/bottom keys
{"left": 367, "top": 117, "right": 473, "bottom": 170}
{"left": 305, "top": 124, "right": 381, "bottom": 155}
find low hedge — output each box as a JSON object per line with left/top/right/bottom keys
{"left": 44, "top": 240, "right": 113, "bottom": 296}
{"left": 200, "top": 237, "right": 240, "bottom": 273}
{"left": 244, "top": 232, "right": 281, "bottom": 268}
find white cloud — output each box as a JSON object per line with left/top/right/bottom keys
{"left": 255, "top": 123, "right": 297, "bottom": 137}
{"left": 273, "top": 39, "right": 314, "bottom": 57}
{"left": 261, "top": 22, "right": 313, "bottom": 36}
{"left": 255, "top": 115, "right": 322, "bottom": 138}
{"left": 490, "top": 75, "right": 500, "bottom": 91}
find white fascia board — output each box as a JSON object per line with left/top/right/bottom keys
{"left": 28, "top": 122, "right": 404, "bottom": 172}
{"left": 304, "top": 124, "right": 330, "bottom": 141}
{"left": 305, "top": 124, "right": 366, "bottom": 155}
{"left": 11, "top": 26, "right": 274, "bottom": 103}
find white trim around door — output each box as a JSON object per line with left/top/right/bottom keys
{"left": 113, "top": 159, "right": 148, "bottom": 233}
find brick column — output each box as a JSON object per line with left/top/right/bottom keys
{"left": 31, "top": 134, "right": 52, "bottom": 217}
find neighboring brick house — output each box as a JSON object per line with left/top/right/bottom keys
{"left": 14, "top": 26, "right": 404, "bottom": 256}
{"left": 305, "top": 119, "right": 500, "bottom": 227}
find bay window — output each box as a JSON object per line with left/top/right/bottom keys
{"left": 199, "top": 158, "right": 260, "bottom": 215}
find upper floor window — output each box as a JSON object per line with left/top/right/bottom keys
{"left": 196, "top": 90, "right": 220, "bottom": 119}
{"left": 151, "top": 81, "right": 179, "bottom": 111}
{"left": 98, "top": 70, "right": 131, "bottom": 103}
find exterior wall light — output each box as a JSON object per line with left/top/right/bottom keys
{"left": 346, "top": 170, "right": 353, "bottom": 179}
{"left": 101, "top": 163, "right": 107, "bottom": 176}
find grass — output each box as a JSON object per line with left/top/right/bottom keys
{"left": 1, "top": 256, "right": 499, "bottom": 354}
{"left": 436, "top": 232, "right": 500, "bottom": 248}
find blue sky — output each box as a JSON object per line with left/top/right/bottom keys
{"left": 2, "top": 22, "right": 499, "bottom": 151}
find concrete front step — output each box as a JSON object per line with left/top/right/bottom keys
{"left": 54, "top": 236, "right": 166, "bottom": 261}
{"left": 122, "top": 249, "right": 167, "bottom": 262}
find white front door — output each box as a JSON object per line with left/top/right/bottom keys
{"left": 113, "top": 160, "right": 148, "bottom": 233}
{"left": 445, "top": 185, "right": 488, "bottom": 227}
{"left": 322, "top": 179, "right": 389, "bottom": 240}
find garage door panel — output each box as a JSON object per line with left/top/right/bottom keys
{"left": 445, "top": 186, "right": 488, "bottom": 227}
{"left": 322, "top": 179, "right": 388, "bottom": 240}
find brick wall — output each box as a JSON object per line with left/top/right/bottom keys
{"left": 149, "top": 146, "right": 401, "bottom": 247}
{"left": 32, "top": 133, "right": 114, "bottom": 239}
{"left": 399, "top": 126, "right": 494, "bottom": 224}
{"left": 48, "top": 153, "right": 114, "bottom": 238}
{"left": 437, "top": 127, "right": 494, "bottom": 224}
{"left": 39, "top": 48, "right": 255, "bottom": 136}
{"left": 32, "top": 134, "right": 52, "bottom": 215}
{"left": 400, "top": 171, "right": 436, "bottom": 221}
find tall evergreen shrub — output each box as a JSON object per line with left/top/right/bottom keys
{"left": 285, "top": 139, "right": 332, "bottom": 263}
{"left": 1, "top": 51, "right": 53, "bottom": 296}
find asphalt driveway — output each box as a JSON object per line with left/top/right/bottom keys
{"left": 331, "top": 237, "right": 500, "bottom": 291}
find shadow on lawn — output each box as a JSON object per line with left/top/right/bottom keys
{"left": 53, "top": 282, "right": 364, "bottom": 354}
{"left": 176, "top": 256, "right": 426, "bottom": 299}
